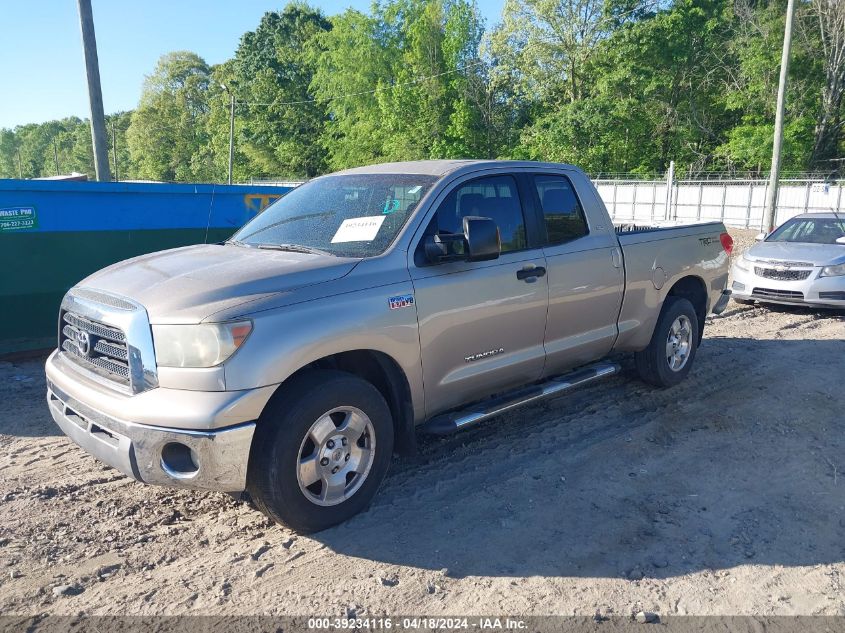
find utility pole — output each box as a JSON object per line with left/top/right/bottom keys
{"left": 220, "top": 84, "right": 235, "bottom": 185}
{"left": 762, "top": 0, "right": 797, "bottom": 233}
{"left": 53, "top": 142, "right": 60, "bottom": 176}
{"left": 77, "top": 0, "right": 111, "bottom": 181}
{"left": 111, "top": 121, "right": 119, "bottom": 181}
{"left": 664, "top": 160, "right": 675, "bottom": 221}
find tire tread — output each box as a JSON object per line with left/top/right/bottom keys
{"left": 634, "top": 296, "right": 699, "bottom": 388}
{"left": 247, "top": 369, "right": 393, "bottom": 533}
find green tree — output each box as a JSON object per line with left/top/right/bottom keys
{"left": 716, "top": 0, "right": 819, "bottom": 174}
{"left": 506, "top": 0, "right": 742, "bottom": 175}
{"left": 310, "top": 8, "right": 395, "bottom": 168}
{"left": 807, "top": 0, "right": 845, "bottom": 171}
{"left": 224, "top": 2, "right": 331, "bottom": 179}
{"left": 126, "top": 51, "right": 215, "bottom": 181}
{"left": 0, "top": 129, "right": 21, "bottom": 178}
{"left": 105, "top": 111, "right": 135, "bottom": 180}
{"left": 311, "top": 0, "right": 489, "bottom": 169}
{"left": 2, "top": 0, "right": 840, "bottom": 181}
{"left": 49, "top": 117, "right": 102, "bottom": 178}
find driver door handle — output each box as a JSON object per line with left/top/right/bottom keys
{"left": 516, "top": 265, "right": 546, "bottom": 281}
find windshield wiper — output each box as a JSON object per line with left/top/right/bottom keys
{"left": 224, "top": 239, "right": 252, "bottom": 248}
{"left": 256, "top": 243, "right": 334, "bottom": 256}
{"left": 236, "top": 211, "right": 335, "bottom": 242}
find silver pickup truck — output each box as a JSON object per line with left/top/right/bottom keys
{"left": 46, "top": 160, "right": 732, "bottom": 532}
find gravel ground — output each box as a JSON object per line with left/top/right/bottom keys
{"left": 0, "top": 229, "right": 843, "bottom": 617}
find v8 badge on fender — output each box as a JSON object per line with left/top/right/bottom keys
{"left": 388, "top": 294, "right": 415, "bottom": 310}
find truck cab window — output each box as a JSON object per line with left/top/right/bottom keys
{"left": 430, "top": 175, "right": 527, "bottom": 253}
{"left": 534, "top": 175, "right": 588, "bottom": 245}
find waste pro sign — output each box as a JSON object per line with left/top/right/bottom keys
{"left": 0, "top": 206, "right": 38, "bottom": 232}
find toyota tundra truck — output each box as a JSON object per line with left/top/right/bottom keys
{"left": 46, "top": 160, "right": 732, "bottom": 532}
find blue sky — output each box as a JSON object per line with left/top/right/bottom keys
{"left": 0, "top": 1, "right": 505, "bottom": 129}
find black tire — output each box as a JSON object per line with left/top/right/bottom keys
{"left": 634, "top": 296, "right": 700, "bottom": 388}
{"left": 247, "top": 370, "right": 394, "bottom": 533}
{"left": 733, "top": 298, "right": 755, "bottom": 305}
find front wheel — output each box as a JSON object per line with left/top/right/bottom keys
{"left": 247, "top": 370, "right": 394, "bottom": 533}
{"left": 634, "top": 296, "right": 700, "bottom": 388}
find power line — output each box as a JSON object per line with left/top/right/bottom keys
{"left": 234, "top": 58, "right": 488, "bottom": 108}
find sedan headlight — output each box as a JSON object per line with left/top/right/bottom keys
{"left": 152, "top": 321, "right": 253, "bottom": 368}
{"left": 820, "top": 263, "right": 845, "bottom": 277}
{"left": 733, "top": 255, "right": 752, "bottom": 271}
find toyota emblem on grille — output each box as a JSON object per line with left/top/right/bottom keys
{"left": 76, "top": 329, "right": 91, "bottom": 356}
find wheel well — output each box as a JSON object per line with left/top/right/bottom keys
{"left": 284, "top": 350, "right": 416, "bottom": 456}
{"left": 666, "top": 276, "right": 708, "bottom": 342}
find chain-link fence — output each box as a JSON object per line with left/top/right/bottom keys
{"left": 594, "top": 178, "right": 844, "bottom": 229}
{"left": 248, "top": 175, "right": 844, "bottom": 231}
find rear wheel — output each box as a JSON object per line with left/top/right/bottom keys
{"left": 247, "top": 370, "right": 394, "bottom": 533}
{"left": 635, "top": 296, "right": 699, "bottom": 388}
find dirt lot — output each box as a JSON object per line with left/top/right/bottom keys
{"left": 1, "top": 229, "right": 843, "bottom": 618}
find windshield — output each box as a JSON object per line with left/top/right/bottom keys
{"left": 767, "top": 217, "right": 845, "bottom": 245}
{"left": 231, "top": 174, "right": 438, "bottom": 257}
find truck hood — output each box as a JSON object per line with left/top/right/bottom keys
{"left": 746, "top": 241, "right": 845, "bottom": 266}
{"left": 77, "top": 243, "right": 360, "bottom": 323}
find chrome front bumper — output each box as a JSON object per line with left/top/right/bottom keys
{"left": 45, "top": 350, "right": 274, "bottom": 492}
{"left": 47, "top": 380, "right": 255, "bottom": 492}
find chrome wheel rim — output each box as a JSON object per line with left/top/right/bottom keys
{"left": 296, "top": 406, "right": 376, "bottom": 507}
{"left": 666, "top": 315, "right": 693, "bottom": 372}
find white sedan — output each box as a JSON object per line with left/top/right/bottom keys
{"left": 731, "top": 212, "right": 845, "bottom": 308}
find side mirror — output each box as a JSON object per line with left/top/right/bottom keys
{"left": 424, "top": 233, "right": 463, "bottom": 263}
{"left": 755, "top": 232, "right": 766, "bottom": 242}
{"left": 463, "top": 216, "right": 500, "bottom": 262}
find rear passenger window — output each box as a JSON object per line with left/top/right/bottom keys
{"left": 433, "top": 175, "right": 527, "bottom": 253}
{"left": 534, "top": 175, "right": 588, "bottom": 245}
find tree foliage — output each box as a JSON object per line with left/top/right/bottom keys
{"left": 1, "top": 0, "right": 842, "bottom": 182}
{"left": 226, "top": 3, "right": 331, "bottom": 178}
{"left": 126, "top": 51, "right": 215, "bottom": 181}
{"left": 310, "top": 0, "right": 490, "bottom": 169}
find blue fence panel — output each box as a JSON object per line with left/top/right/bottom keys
{"left": 0, "top": 179, "right": 293, "bottom": 353}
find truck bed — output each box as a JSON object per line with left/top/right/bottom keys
{"left": 614, "top": 220, "right": 724, "bottom": 236}
{"left": 611, "top": 219, "right": 730, "bottom": 353}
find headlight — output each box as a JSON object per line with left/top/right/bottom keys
{"left": 733, "top": 255, "right": 751, "bottom": 271}
{"left": 820, "top": 263, "right": 845, "bottom": 277}
{"left": 152, "top": 321, "right": 253, "bottom": 368}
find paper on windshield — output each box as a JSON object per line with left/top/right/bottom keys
{"left": 331, "top": 216, "right": 386, "bottom": 243}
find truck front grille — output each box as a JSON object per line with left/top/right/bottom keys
{"left": 59, "top": 311, "right": 130, "bottom": 386}
{"left": 754, "top": 267, "right": 812, "bottom": 281}
{"left": 751, "top": 288, "right": 804, "bottom": 301}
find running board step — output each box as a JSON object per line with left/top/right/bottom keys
{"left": 422, "top": 361, "right": 620, "bottom": 435}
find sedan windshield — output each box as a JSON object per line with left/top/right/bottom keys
{"left": 231, "top": 174, "right": 438, "bottom": 257}
{"left": 767, "top": 217, "right": 845, "bottom": 245}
